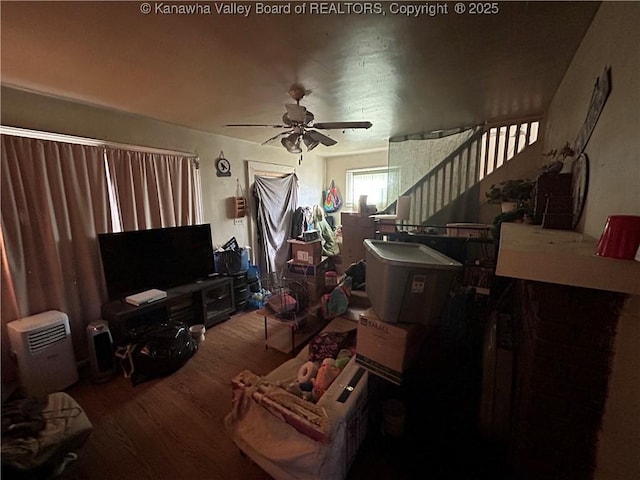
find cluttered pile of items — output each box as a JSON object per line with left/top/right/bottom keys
{"left": 214, "top": 237, "right": 261, "bottom": 312}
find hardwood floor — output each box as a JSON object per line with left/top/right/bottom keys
{"left": 61, "top": 311, "right": 288, "bottom": 480}
{"left": 55, "top": 309, "right": 510, "bottom": 480}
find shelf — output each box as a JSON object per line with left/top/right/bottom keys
{"left": 201, "top": 277, "right": 234, "bottom": 327}
{"left": 496, "top": 223, "right": 640, "bottom": 295}
{"left": 102, "top": 276, "right": 235, "bottom": 341}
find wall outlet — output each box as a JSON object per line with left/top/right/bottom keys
{"left": 234, "top": 218, "right": 243, "bottom": 226}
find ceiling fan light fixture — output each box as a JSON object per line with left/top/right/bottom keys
{"left": 226, "top": 84, "right": 372, "bottom": 151}
{"left": 281, "top": 133, "right": 302, "bottom": 153}
{"left": 303, "top": 134, "right": 319, "bottom": 151}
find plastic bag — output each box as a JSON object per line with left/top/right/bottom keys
{"left": 116, "top": 320, "right": 197, "bottom": 386}
{"left": 323, "top": 180, "right": 342, "bottom": 213}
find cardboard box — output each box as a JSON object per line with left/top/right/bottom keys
{"left": 287, "top": 256, "right": 328, "bottom": 275}
{"left": 445, "top": 223, "right": 491, "bottom": 238}
{"left": 355, "top": 308, "right": 427, "bottom": 385}
{"left": 288, "top": 239, "right": 322, "bottom": 266}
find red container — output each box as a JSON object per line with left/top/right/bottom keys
{"left": 595, "top": 215, "right": 640, "bottom": 259}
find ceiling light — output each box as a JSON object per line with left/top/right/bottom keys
{"left": 303, "top": 134, "right": 320, "bottom": 151}
{"left": 281, "top": 133, "right": 302, "bottom": 154}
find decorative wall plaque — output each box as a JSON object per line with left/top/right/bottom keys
{"left": 573, "top": 66, "right": 612, "bottom": 156}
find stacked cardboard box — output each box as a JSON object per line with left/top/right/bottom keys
{"left": 355, "top": 240, "right": 462, "bottom": 385}
{"left": 288, "top": 239, "right": 322, "bottom": 266}
{"left": 285, "top": 240, "right": 327, "bottom": 303}
{"left": 356, "top": 308, "right": 427, "bottom": 385}
{"left": 286, "top": 257, "right": 328, "bottom": 276}
{"left": 339, "top": 213, "right": 375, "bottom": 274}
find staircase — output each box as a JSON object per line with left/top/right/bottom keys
{"left": 385, "top": 119, "right": 541, "bottom": 226}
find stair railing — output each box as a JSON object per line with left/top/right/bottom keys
{"left": 385, "top": 119, "right": 540, "bottom": 226}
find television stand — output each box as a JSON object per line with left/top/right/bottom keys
{"left": 102, "top": 276, "right": 234, "bottom": 344}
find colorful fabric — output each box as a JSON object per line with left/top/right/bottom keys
{"left": 323, "top": 180, "right": 342, "bottom": 213}
{"left": 308, "top": 329, "right": 357, "bottom": 363}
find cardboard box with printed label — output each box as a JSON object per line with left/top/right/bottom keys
{"left": 355, "top": 308, "right": 427, "bottom": 385}
{"left": 288, "top": 239, "right": 322, "bottom": 266}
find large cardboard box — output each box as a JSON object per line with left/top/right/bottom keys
{"left": 355, "top": 308, "right": 427, "bottom": 385}
{"left": 287, "top": 256, "right": 328, "bottom": 275}
{"left": 339, "top": 213, "right": 375, "bottom": 272}
{"left": 288, "top": 239, "right": 322, "bottom": 266}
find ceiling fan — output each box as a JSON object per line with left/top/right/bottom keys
{"left": 225, "top": 84, "right": 372, "bottom": 156}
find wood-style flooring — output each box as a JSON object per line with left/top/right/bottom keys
{"left": 60, "top": 311, "right": 288, "bottom": 480}
{"left": 55, "top": 309, "right": 510, "bottom": 480}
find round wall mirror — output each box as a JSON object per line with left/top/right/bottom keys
{"left": 571, "top": 153, "right": 589, "bottom": 229}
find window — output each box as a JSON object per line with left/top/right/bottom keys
{"left": 345, "top": 166, "right": 400, "bottom": 212}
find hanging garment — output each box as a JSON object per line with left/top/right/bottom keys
{"left": 254, "top": 174, "right": 299, "bottom": 275}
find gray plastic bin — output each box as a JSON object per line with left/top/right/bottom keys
{"left": 363, "top": 240, "right": 462, "bottom": 325}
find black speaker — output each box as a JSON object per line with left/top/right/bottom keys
{"left": 87, "top": 321, "right": 115, "bottom": 382}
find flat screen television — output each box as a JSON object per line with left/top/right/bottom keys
{"left": 98, "top": 224, "right": 215, "bottom": 300}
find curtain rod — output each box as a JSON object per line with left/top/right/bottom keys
{"left": 0, "top": 125, "right": 199, "bottom": 158}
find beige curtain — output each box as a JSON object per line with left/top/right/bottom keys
{"left": 105, "top": 148, "right": 201, "bottom": 230}
{"left": 1, "top": 135, "right": 111, "bottom": 382}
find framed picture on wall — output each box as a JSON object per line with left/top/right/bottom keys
{"left": 574, "top": 66, "right": 612, "bottom": 156}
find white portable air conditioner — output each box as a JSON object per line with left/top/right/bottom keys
{"left": 7, "top": 310, "right": 79, "bottom": 397}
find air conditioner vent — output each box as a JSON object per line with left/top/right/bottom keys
{"left": 28, "top": 323, "right": 67, "bottom": 353}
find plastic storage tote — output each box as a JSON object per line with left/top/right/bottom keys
{"left": 363, "top": 240, "right": 462, "bottom": 325}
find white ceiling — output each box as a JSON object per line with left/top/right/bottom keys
{"left": 1, "top": 1, "right": 600, "bottom": 155}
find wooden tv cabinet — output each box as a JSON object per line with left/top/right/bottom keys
{"left": 102, "top": 276, "right": 234, "bottom": 343}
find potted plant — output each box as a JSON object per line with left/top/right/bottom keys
{"left": 541, "top": 141, "right": 576, "bottom": 175}
{"left": 486, "top": 179, "right": 535, "bottom": 213}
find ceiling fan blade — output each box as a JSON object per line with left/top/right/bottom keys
{"left": 306, "top": 129, "right": 337, "bottom": 146}
{"left": 261, "top": 130, "right": 291, "bottom": 145}
{"left": 225, "top": 123, "right": 288, "bottom": 128}
{"left": 285, "top": 104, "right": 307, "bottom": 123}
{"left": 313, "top": 121, "right": 372, "bottom": 130}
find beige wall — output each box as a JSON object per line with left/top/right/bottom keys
{"left": 0, "top": 86, "right": 325, "bottom": 251}
{"left": 323, "top": 148, "right": 388, "bottom": 225}
{"left": 478, "top": 2, "right": 639, "bottom": 237}
{"left": 543, "top": 2, "right": 640, "bottom": 239}
{"left": 540, "top": 3, "right": 640, "bottom": 479}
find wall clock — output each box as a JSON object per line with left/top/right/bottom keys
{"left": 216, "top": 155, "right": 231, "bottom": 177}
